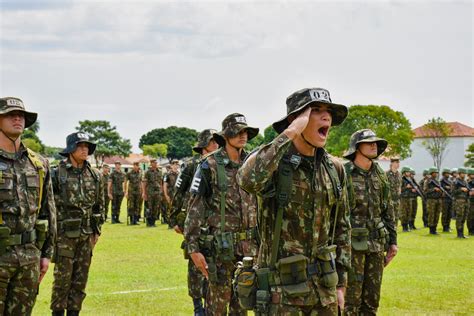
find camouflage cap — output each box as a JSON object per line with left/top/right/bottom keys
{"left": 59, "top": 132, "right": 96, "bottom": 157}
{"left": 410, "top": 168, "right": 416, "bottom": 175}
{"left": 390, "top": 156, "right": 400, "bottom": 162}
{"left": 467, "top": 168, "right": 474, "bottom": 175}
{"left": 401, "top": 166, "right": 412, "bottom": 174}
{"left": 193, "top": 129, "right": 217, "bottom": 153}
{"left": 272, "top": 87, "right": 348, "bottom": 134}
{"left": 451, "top": 168, "right": 458, "bottom": 174}
{"left": 423, "top": 168, "right": 429, "bottom": 176}
{"left": 458, "top": 167, "right": 467, "bottom": 174}
{"left": 343, "top": 129, "right": 388, "bottom": 160}
{"left": 213, "top": 113, "right": 259, "bottom": 147}
{"left": 441, "top": 168, "right": 451, "bottom": 174}
{"left": 428, "top": 167, "right": 438, "bottom": 174}
{"left": 171, "top": 159, "right": 179, "bottom": 164}
{"left": 0, "top": 97, "right": 38, "bottom": 128}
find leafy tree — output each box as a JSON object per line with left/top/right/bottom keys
{"left": 22, "top": 138, "right": 42, "bottom": 152}
{"left": 264, "top": 125, "right": 278, "bottom": 144}
{"left": 139, "top": 126, "right": 198, "bottom": 159}
{"left": 421, "top": 117, "right": 451, "bottom": 170}
{"left": 246, "top": 134, "right": 264, "bottom": 152}
{"left": 143, "top": 143, "right": 168, "bottom": 158}
{"left": 325, "top": 105, "right": 413, "bottom": 158}
{"left": 464, "top": 143, "right": 474, "bottom": 167}
{"left": 76, "top": 120, "right": 132, "bottom": 167}
{"left": 43, "top": 146, "right": 64, "bottom": 161}
{"left": 22, "top": 121, "right": 44, "bottom": 152}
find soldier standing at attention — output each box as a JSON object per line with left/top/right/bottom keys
{"left": 420, "top": 169, "right": 430, "bottom": 227}
{"left": 142, "top": 158, "right": 162, "bottom": 227}
{"left": 343, "top": 129, "right": 397, "bottom": 316}
{"left": 108, "top": 161, "right": 125, "bottom": 224}
{"left": 400, "top": 167, "right": 415, "bottom": 232}
{"left": 467, "top": 168, "right": 474, "bottom": 236}
{"left": 424, "top": 167, "right": 444, "bottom": 235}
{"left": 449, "top": 168, "right": 459, "bottom": 218}
{"left": 0, "top": 97, "right": 57, "bottom": 315}
{"left": 101, "top": 164, "right": 111, "bottom": 222}
{"left": 386, "top": 157, "right": 402, "bottom": 227}
{"left": 238, "top": 88, "right": 351, "bottom": 315}
{"left": 50, "top": 132, "right": 104, "bottom": 316}
{"left": 452, "top": 168, "right": 470, "bottom": 239}
{"left": 125, "top": 162, "right": 142, "bottom": 225}
{"left": 440, "top": 168, "right": 453, "bottom": 232}
{"left": 170, "top": 129, "right": 218, "bottom": 316}
{"left": 185, "top": 113, "right": 259, "bottom": 315}
{"left": 163, "top": 159, "right": 180, "bottom": 227}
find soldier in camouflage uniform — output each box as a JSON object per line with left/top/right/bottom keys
{"left": 400, "top": 167, "right": 418, "bottom": 232}
{"left": 467, "top": 168, "right": 474, "bottom": 236}
{"left": 101, "top": 164, "right": 111, "bottom": 222}
{"left": 440, "top": 168, "right": 453, "bottom": 232}
{"left": 142, "top": 158, "right": 162, "bottom": 227}
{"left": 0, "top": 97, "right": 57, "bottom": 315}
{"left": 423, "top": 167, "right": 444, "bottom": 235}
{"left": 238, "top": 88, "right": 351, "bottom": 315}
{"left": 50, "top": 132, "right": 104, "bottom": 316}
{"left": 170, "top": 129, "right": 218, "bottom": 316}
{"left": 420, "top": 169, "right": 430, "bottom": 227}
{"left": 450, "top": 168, "right": 458, "bottom": 219}
{"left": 125, "top": 162, "right": 142, "bottom": 225}
{"left": 343, "top": 129, "right": 397, "bottom": 316}
{"left": 163, "top": 159, "right": 180, "bottom": 228}
{"left": 108, "top": 161, "right": 125, "bottom": 224}
{"left": 386, "top": 157, "right": 402, "bottom": 227}
{"left": 185, "top": 113, "right": 259, "bottom": 315}
{"left": 452, "top": 168, "right": 470, "bottom": 238}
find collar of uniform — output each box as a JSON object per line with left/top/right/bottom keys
{"left": 217, "top": 147, "right": 247, "bottom": 168}
{"left": 64, "top": 158, "right": 90, "bottom": 170}
{"left": 0, "top": 142, "right": 29, "bottom": 161}
{"left": 286, "top": 144, "right": 326, "bottom": 171}
{"left": 353, "top": 161, "right": 376, "bottom": 175}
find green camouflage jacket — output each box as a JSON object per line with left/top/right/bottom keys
{"left": 0, "top": 144, "right": 57, "bottom": 262}
{"left": 453, "top": 178, "right": 469, "bottom": 200}
{"left": 184, "top": 147, "right": 257, "bottom": 257}
{"left": 164, "top": 170, "right": 179, "bottom": 199}
{"left": 52, "top": 160, "right": 104, "bottom": 235}
{"left": 143, "top": 168, "right": 162, "bottom": 196}
{"left": 386, "top": 170, "right": 402, "bottom": 202}
{"left": 109, "top": 169, "right": 125, "bottom": 195}
{"left": 401, "top": 176, "right": 418, "bottom": 198}
{"left": 346, "top": 161, "right": 397, "bottom": 253}
{"left": 126, "top": 169, "right": 142, "bottom": 194}
{"left": 423, "top": 178, "right": 443, "bottom": 199}
{"left": 237, "top": 133, "right": 351, "bottom": 288}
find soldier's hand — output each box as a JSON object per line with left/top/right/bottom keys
{"left": 407, "top": 184, "right": 412, "bottom": 188}
{"left": 174, "top": 225, "right": 183, "bottom": 234}
{"left": 284, "top": 106, "right": 312, "bottom": 140}
{"left": 336, "top": 287, "right": 345, "bottom": 310}
{"left": 90, "top": 234, "right": 100, "bottom": 250}
{"left": 411, "top": 189, "right": 417, "bottom": 193}
{"left": 108, "top": 193, "right": 113, "bottom": 200}
{"left": 142, "top": 193, "right": 148, "bottom": 201}
{"left": 384, "top": 244, "right": 398, "bottom": 267}
{"left": 124, "top": 191, "right": 128, "bottom": 199}
{"left": 39, "top": 258, "right": 50, "bottom": 283}
{"left": 190, "top": 252, "right": 209, "bottom": 279}
{"left": 461, "top": 187, "right": 468, "bottom": 192}
{"left": 434, "top": 187, "right": 441, "bottom": 192}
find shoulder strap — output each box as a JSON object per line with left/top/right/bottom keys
{"left": 214, "top": 151, "right": 228, "bottom": 232}
{"left": 87, "top": 164, "right": 100, "bottom": 203}
{"left": 343, "top": 161, "right": 355, "bottom": 211}
{"left": 374, "top": 162, "right": 389, "bottom": 210}
{"left": 26, "top": 148, "right": 45, "bottom": 212}
{"left": 322, "top": 155, "right": 342, "bottom": 245}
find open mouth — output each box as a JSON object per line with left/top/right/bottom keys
{"left": 318, "top": 126, "right": 329, "bottom": 138}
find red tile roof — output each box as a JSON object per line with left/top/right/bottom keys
{"left": 413, "top": 121, "right": 474, "bottom": 138}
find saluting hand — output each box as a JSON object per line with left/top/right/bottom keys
{"left": 284, "top": 106, "right": 312, "bottom": 139}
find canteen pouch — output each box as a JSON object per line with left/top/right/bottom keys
{"left": 207, "top": 262, "right": 218, "bottom": 283}
{"left": 235, "top": 269, "right": 257, "bottom": 310}
{"left": 35, "top": 219, "right": 48, "bottom": 250}
{"left": 315, "top": 245, "right": 338, "bottom": 288}
{"left": 255, "top": 268, "right": 271, "bottom": 313}
{"left": 61, "top": 219, "right": 82, "bottom": 238}
{"left": 351, "top": 227, "right": 369, "bottom": 252}
{"left": 175, "top": 211, "right": 186, "bottom": 229}
{"left": 375, "top": 221, "right": 388, "bottom": 245}
{"left": 91, "top": 214, "right": 102, "bottom": 235}
{"left": 198, "top": 234, "right": 214, "bottom": 258}
{"left": 214, "top": 232, "right": 235, "bottom": 262}
{"left": 0, "top": 226, "right": 11, "bottom": 255}
{"left": 276, "top": 254, "right": 309, "bottom": 285}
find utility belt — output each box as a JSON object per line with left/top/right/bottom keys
{"left": 59, "top": 214, "right": 102, "bottom": 237}
{"left": 453, "top": 194, "right": 469, "bottom": 200}
{"left": 426, "top": 193, "right": 442, "bottom": 199}
{"left": 234, "top": 245, "right": 338, "bottom": 312}
{"left": 351, "top": 220, "right": 388, "bottom": 252}
{"left": 0, "top": 220, "right": 48, "bottom": 255}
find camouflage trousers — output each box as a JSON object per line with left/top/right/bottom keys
{"left": 268, "top": 301, "right": 337, "bottom": 316}
{"left": 0, "top": 253, "right": 40, "bottom": 315}
{"left": 441, "top": 199, "right": 452, "bottom": 228}
{"left": 188, "top": 260, "right": 207, "bottom": 299}
{"left": 206, "top": 261, "right": 245, "bottom": 316}
{"left": 127, "top": 193, "right": 142, "bottom": 217}
{"left": 392, "top": 199, "right": 400, "bottom": 227}
{"left": 51, "top": 233, "right": 93, "bottom": 311}
{"left": 104, "top": 195, "right": 110, "bottom": 220}
{"left": 345, "top": 251, "right": 385, "bottom": 316}
{"left": 453, "top": 198, "right": 469, "bottom": 231}
{"left": 147, "top": 194, "right": 161, "bottom": 220}
{"left": 421, "top": 198, "right": 427, "bottom": 226}
{"left": 468, "top": 200, "right": 474, "bottom": 234}
{"left": 426, "top": 198, "right": 442, "bottom": 228}
{"left": 400, "top": 197, "right": 417, "bottom": 226}
{"left": 111, "top": 193, "right": 124, "bottom": 218}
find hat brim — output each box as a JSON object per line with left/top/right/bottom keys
{"left": 272, "top": 101, "right": 348, "bottom": 134}
{"left": 59, "top": 141, "right": 97, "bottom": 157}
{"left": 343, "top": 137, "right": 388, "bottom": 160}
{"left": 213, "top": 126, "right": 259, "bottom": 147}
{"left": 192, "top": 135, "right": 216, "bottom": 153}
{"left": 0, "top": 108, "right": 38, "bottom": 129}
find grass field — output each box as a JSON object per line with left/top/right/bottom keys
{"left": 33, "top": 201, "right": 474, "bottom": 315}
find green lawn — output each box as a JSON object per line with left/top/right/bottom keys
{"left": 33, "top": 201, "right": 474, "bottom": 315}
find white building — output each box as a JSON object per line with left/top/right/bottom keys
{"left": 401, "top": 122, "right": 474, "bottom": 180}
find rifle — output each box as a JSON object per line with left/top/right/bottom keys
{"left": 405, "top": 177, "right": 425, "bottom": 200}
{"left": 430, "top": 179, "right": 453, "bottom": 200}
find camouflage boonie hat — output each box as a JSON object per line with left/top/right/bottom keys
{"left": 0, "top": 97, "right": 38, "bottom": 128}
{"left": 458, "top": 167, "right": 467, "bottom": 174}
{"left": 441, "top": 168, "right": 451, "bottom": 174}
{"left": 390, "top": 156, "right": 400, "bottom": 162}
{"left": 193, "top": 129, "right": 217, "bottom": 153}
{"left": 423, "top": 168, "right": 429, "bottom": 176}
{"left": 213, "top": 113, "right": 259, "bottom": 147}
{"left": 401, "top": 166, "right": 412, "bottom": 174}
{"left": 467, "top": 168, "right": 474, "bottom": 175}
{"left": 272, "top": 87, "right": 348, "bottom": 133}
{"left": 410, "top": 168, "right": 416, "bottom": 175}
{"left": 59, "top": 132, "right": 96, "bottom": 157}
{"left": 451, "top": 168, "right": 458, "bottom": 174}
{"left": 343, "top": 129, "right": 388, "bottom": 160}
{"left": 428, "top": 167, "right": 438, "bottom": 174}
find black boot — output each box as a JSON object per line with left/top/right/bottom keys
{"left": 67, "top": 311, "right": 80, "bottom": 316}
{"left": 116, "top": 215, "right": 122, "bottom": 224}
{"left": 52, "top": 311, "right": 65, "bottom": 316}
{"left": 402, "top": 224, "right": 408, "bottom": 232}
{"left": 442, "top": 225, "right": 450, "bottom": 232}
{"left": 134, "top": 215, "right": 140, "bottom": 225}
{"left": 457, "top": 229, "right": 468, "bottom": 239}
{"left": 410, "top": 221, "right": 417, "bottom": 230}
{"left": 146, "top": 217, "right": 152, "bottom": 227}
{"left": 193, "top": 298, "right": 205, "bottom": 316}
{"left": 429, "top": 226, "right": 438, "bottom": 235}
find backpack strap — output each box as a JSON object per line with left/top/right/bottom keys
{"left": 374, "top": 162, "right": 390, "bottom": 211}
{"left": 322, "top": 154, "right": 342, "bottom": 245}
{"left": 26, "top": 148, "right": 45, "bottom": 213}
{"left": 87, "top": 164, "right": 101, "bottom": 207}
{"left": 214, "top": 151, "right": 228, "bottom": 232}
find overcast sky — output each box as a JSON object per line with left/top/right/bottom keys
{"left": 1, "top": 0, "right": 472, "bottom": 152}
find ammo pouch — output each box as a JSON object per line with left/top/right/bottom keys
{"left": 181, "top": 240, "right": 190, "bottom": 260}
{"left": 235, "top": 268, "right": 257, "bottom": 310}
{"left": 35, "top": 219, "right": 48, "bottom": 250}
{"left": 175, "top": 212, "right": 186, "bottom": 229}
{"left": 374, "top": 221, "right": 388, "bottom": 245}
{"left": 351, "top": 227, "right": 369, "bottom": 252}
{"left": 61, "top": 219, "right": 82, "bottom": 238}
{"left": 214, "top": 232, "right": 235, "bottom": 262}
{"left": 91, "top": 214, "right": 102, "bottom": 235}
{"left": 0, "top": 226, "right": 11, "bottom": 255}
{"left": 315, "top": 245, "right": 338, "bottom": 288}
{"left": 275, "top": 255, "right": 311, "bottom": 298}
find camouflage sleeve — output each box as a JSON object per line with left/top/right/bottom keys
{"left": 170, "top": 164, "right": 194, "bottom": 226}
{"left": 95, "top": 171, "right": 105, "bottom": 227}
{"left": 237, "top": 132, "right": 292, "bottom": 194}
{"left": 382, "top": 174, "right": 397, "bottom": 246}
{"left": 39, "top": 159, "right": 57, "bottom": 259}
